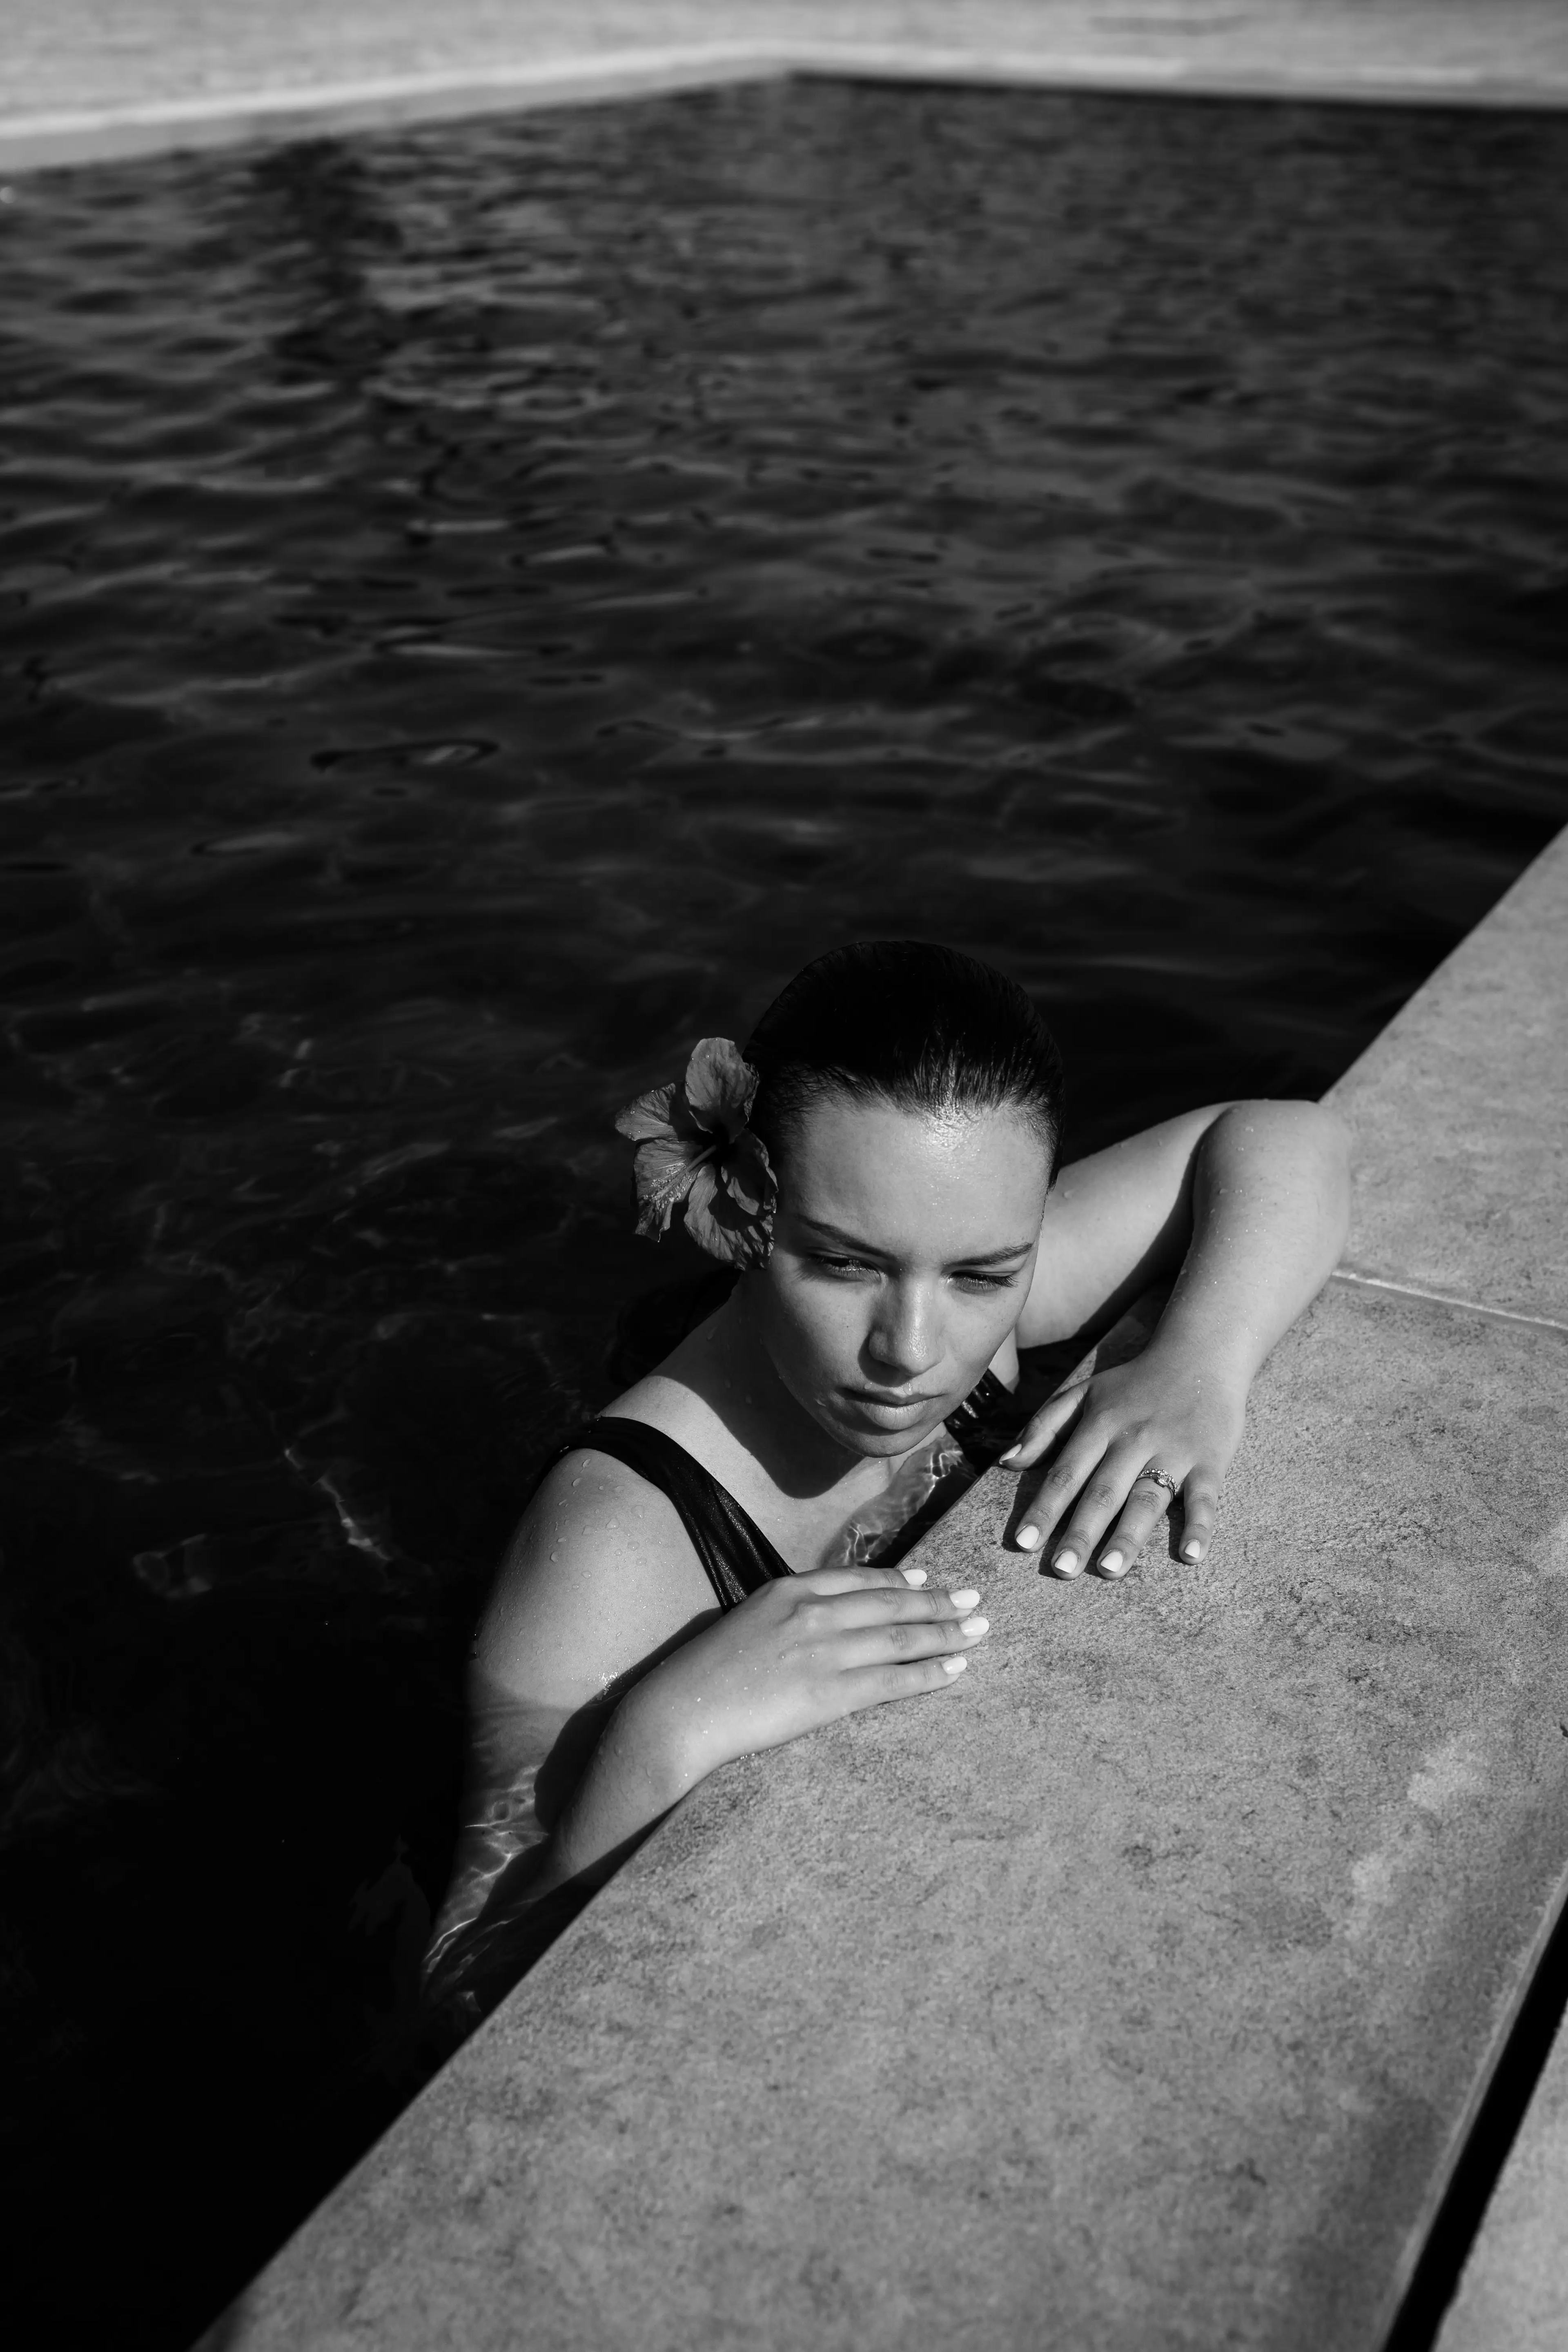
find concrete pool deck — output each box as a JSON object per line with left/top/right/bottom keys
{"left": 5, "top": 2, "right": 1568, "bottom": 172}
{"left": 195, "top": 817, "right": 1568, "bottom": 2352}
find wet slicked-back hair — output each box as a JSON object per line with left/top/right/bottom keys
{"left": 744, "top": 941, "right": 1065, "bottom": 1176}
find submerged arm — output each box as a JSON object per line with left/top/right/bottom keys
{"left": 422, "top": 1669, "right": 686, "bottom": 2035}
{"left": 422, "top": 1459, "right": 714, "bottom": 2025}
{"left": 424, "top": 1453, "right": 991, "bottom": 2033}
{"left": 1006, "top": 1099, "right": 1350, "bottom": 1574}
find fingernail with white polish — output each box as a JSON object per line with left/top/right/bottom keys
{"left": 1054, "top": 1549, "right": 1080, "bottom": 1575}
{"left": 1015, "top": 1525, "right": 1040, "bottom": 1550}
{"left": 901, "top": 1567, "right": 929, "bottom": 1586}
{"left": 1183, "top": 1540, "right": 1202, "bottom": 1561}
{"left": 942, "top": 1655, "right": 969, "bottom": 1676}
{"left": 1100, "top": 1550, "right": 1123, "bottom": 1575}
{"left": 948, "top": 1588, "right": 981, "bottom": 1612}
{"left": 960, "top": 1615, "right": 989, "bottom": 1637}
{"left": 998, "top": 1444, "right": 1021, "bottom": 1463}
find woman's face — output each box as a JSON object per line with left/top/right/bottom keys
{"left": 746, "top": 1091, "right": 1051, "bottom": 1459}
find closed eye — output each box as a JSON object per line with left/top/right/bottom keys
{"left": 810, "top": 1254, "right": 1024, "bottom": 1292}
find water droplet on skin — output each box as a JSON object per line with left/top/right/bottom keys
{"left": 570, "top": 1478, "right": 581, "bottom": 1487}
{"left": 550, "top": 1548, "right": 560, "bottom": 1560}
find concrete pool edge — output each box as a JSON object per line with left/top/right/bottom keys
{"left": 1326, "top": 823, "right": 1568, "bottom": 1328}
{"left": 6, "top": 36, "right": 1568, "bottom": 175}
{"left": 192, "top": 829, "right": 1568, "bottom": 2352}
{"left": 1437, "top": 1961, "right": 1568, "bottom": 2351}
{"left": 0, "top": 47, "right": 794, "bottom": 175}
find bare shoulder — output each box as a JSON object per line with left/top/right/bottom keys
{"left": 474, "top": 1441, "right": 720, "bottom": 1713}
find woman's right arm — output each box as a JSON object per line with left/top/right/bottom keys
{"left": 523, "top": 1557, "right": 991, "bottom": 1891}
{"left": 428, "top": 1446, "right": 991, "bottom": 1998}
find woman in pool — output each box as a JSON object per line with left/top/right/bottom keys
{"left": 425, "top": 940, "right": 1349, "bottom": 2029}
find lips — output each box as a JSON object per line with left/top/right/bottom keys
{"left": 843, "top": 1387, "right": 945, "bottom": 1416}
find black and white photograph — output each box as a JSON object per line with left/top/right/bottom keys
{"left": 2, "top": 7, "right": 1566, "bottom": 2349}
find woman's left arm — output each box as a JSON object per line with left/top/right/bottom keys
{"left": 1004, "top": 1100, "right": 1351, "bottom": 1577}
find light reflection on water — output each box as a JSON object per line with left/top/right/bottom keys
{"left": 1, "top": 78, "right": 1567, "bottom": 2349}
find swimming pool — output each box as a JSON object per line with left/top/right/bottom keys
{"left": 3, "top": 76, "right": 1567, "bottom": 2350}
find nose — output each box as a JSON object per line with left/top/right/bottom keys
{"left": 864, "top": 1281, "right": 944, "bottom": 1387}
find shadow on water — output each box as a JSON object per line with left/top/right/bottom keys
{"left": 1, "top": 77, "right": 1567, "bottom": 2351}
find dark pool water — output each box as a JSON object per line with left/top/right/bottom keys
{"left": 2, "top": 77, "right": 1567, "bottom": 2349}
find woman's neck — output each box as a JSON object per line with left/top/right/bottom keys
{"left": 703, "top": 1294, "right": 870, "bottom": 1498}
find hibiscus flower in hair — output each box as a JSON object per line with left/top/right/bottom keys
{"left": 614, "top": 1038, "right": 777, "bottom": 1270}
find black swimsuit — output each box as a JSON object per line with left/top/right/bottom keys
{"left": 556, "top": 1416, "right": 791, "bottom": 1605}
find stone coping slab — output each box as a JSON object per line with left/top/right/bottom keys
{"left": 1437, "top": 2018, "right": 1568, "bottom": 2352}
{"left": 9, "top": 2, "right": 1568, "bottom": 117}
{"left": 1329, "top": 824, "right": 1568, "bottom": 1331}
{"left": 205, "top": 1276, "right": 1568, "bottom": 2352}
{"left": 7, "top": 2, "right": 1568, "bottom": 171}
{"left": 0, "top": 49, "right": 796, "bottom": 172}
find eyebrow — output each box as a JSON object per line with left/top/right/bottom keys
{"left": 797, "top": 1216, "right": 1036, "bottom": 1266}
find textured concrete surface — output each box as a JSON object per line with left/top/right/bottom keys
{"left": 5, "top": 1, "right": 1568, "bottom": 171}
{"left": 205, "top": 1277, "right": 1568, "bottom": 2352}
{"left": 1438, "top": 2027, "right": 1568, "bottom": 2352}
{"left": 1330, "top": 825, "right": 1568, "bottom": 1330}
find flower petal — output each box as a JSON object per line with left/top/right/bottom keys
{"left": 685, "top": 1152, "right": 773, "bottom": 1269}
{"left": 682, "top": 1159, "right": 721, "bottom": 1231}
{"left": 720, "top": 1129, "right": 777, "bottom": 1222}
{"left": 684, "top": 1184, "right": 758, "bottom": 1267}
{"left": 630, "top": 1132, "right": 711, "bottom": 1238}
{"left": 682, "top": 1038, "right": 758, "bottom": 1144}
{"left": 615, "top": 1082, "right": 677, "bottom": 1144}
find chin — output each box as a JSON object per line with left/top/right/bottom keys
{"left": 822, "top": 1400, "right": 955, "bottom": 1458}
{"left": 848, "top": 1427, "right": 940, "bottom": 1460}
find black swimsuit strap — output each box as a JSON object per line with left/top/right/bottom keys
{"left": 551, "top": 1368, "right": 1018, "bottom": 1614}
{"left": 558, "top": 1417, "right": 793, "bottom": 1612}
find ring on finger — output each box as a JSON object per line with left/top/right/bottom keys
{"left": 1133, "top": 1464, "right": 1180, "bottom": 1504}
